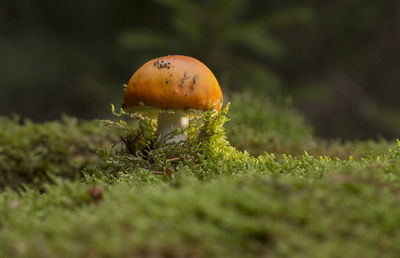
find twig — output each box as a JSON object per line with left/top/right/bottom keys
{"left": 151, "top": 171, "right": 165, "bottom": 175}
{"left": 166, "top": 157, "right": 183, "bottom": 163}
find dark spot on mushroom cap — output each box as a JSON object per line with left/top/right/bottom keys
{"left": 193, "top": 74, "right": 199, "bottom": 84}
{"left": 191, "top": 74, "right": 199, "bottom": 90}
{"left": 154, "top": 59, "right": 170, "bottom": 69}
{"left": 180, "top": 72, "right": 190, "bottom": 88}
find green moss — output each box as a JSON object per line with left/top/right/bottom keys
{"left": 1, "top": 94, "right": 400, "bottom": 257}
{"left": 0, "top": 116, "right": 118, "bottom": 190}
{"left": 1, "top": 153, "right": 400, "bottom": 257}
{"left": 226, "top": 91, "right": 312, "bottom": 155}
{"left": 226, "top": 91, "right": 394, "bottom": 158}
{"left": 0, "top": 92, "right": 393, "bottom": 189}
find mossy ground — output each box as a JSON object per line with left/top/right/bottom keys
{"left": 1, "top": 92, "right": 399, "bottom": 257}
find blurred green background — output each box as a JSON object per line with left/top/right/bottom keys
{"left": 1, "top": 0, "right": 399, "bottom": 140}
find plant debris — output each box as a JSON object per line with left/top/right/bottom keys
{"left": 9, "top": 199, "right": 19, "bottom": 209}
{"left": 87, "top": 186, "right": 103, "bottom": 203}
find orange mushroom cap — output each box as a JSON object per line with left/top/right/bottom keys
{"left": 123, "top": 55, "right": 223, "bottom": 114}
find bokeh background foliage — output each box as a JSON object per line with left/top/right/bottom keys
{"left": 1, "top": 0, "right": 400, "bottom": 139}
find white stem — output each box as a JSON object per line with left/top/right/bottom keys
{"left": 156, "top": 112, "right": 189, "bottom": 143}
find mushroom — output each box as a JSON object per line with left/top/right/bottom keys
{"left": 123, "top": 55, "right": 223, "bottom": 143}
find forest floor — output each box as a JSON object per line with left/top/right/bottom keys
{"left": 1, "top": 92, "right": 399, "bottom": 258}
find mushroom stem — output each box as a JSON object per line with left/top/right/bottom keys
{"left": 156, "top": 112, "right": 189, "bottom": 143}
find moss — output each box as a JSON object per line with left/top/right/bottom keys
{"left": 1, "top": 155, "right": 400, "bottom": 257}
{"left": 0, "top": 116, "right": 118, "bottom": 190}
{"left": 226, "top": 91, "right": 394, "bottom": 158}
{"left": 0, "top": 92, "right": 393, "bottom": 190}
{"left": 1, "top": 93, "right": 400, "bottom": 257}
